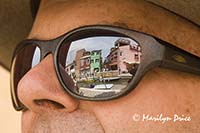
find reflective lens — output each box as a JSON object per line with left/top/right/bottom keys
{"left": 58, "top": 36, "right": 142, "bottom": 98}
{"left": 11, "top": 45, "right": 41, "bottom": 109}
{"left": 32, "top": 46, "right": 41, "bottom": 68}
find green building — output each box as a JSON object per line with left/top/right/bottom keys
{"left": 90, "top": 50, "right": 102, "bottom": 74}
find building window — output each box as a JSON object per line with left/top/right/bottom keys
{"left": 120, "top": 51, "right": 123, "bottom": 56}
{"left": 135, "top": 54, "right": 139, "bottom": 60}
{"left": 86, "top": 58, "right": 90, "bottom": 65}
{"left": 96, "top": 59, "right": 99, "bottom": 63}
{"left": 91, "top": 59, "right": 94, "bottom": 63}
{"left": 95, "top": 68, "right": 99, "bottom": 72}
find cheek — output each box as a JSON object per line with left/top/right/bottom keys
{"left": 89, "top": 100, "right": 136, "bottom": 131}
{"left": 81, "top": 87, "right": 144, "bottom": 131}
{"left": 80, "top": 68, "right": 200, "bottom": 131}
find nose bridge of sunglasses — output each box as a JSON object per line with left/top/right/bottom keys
{"left": 38, "top": 38, "right": 61, "bottom": 59}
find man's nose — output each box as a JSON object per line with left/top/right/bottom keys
{"left": 17, "top": 54, "right": 79, "bottom": 113}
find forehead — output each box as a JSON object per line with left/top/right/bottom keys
{"left": 29, "top": 0, "right": 200, "bottom": 56}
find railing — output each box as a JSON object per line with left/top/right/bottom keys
{"left": 96, "top": 70, "right": 119, "bottom": 78}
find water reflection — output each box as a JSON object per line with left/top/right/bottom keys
{"left": 65, "top": 36, "right": 142, "bottom": 98}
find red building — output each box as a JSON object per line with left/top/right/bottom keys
{"left": 75, "top": 49, "right": 86, "bottom": 79}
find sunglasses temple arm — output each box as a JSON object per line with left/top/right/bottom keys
{"left": 160, "top": 46, "right": 200, "bottom": 75}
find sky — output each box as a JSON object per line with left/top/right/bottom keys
{"left": 66, "top": 36, "right": 138, "bottom": 64}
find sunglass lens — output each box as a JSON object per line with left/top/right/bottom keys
{"left": 58, "top": 36, "right": 141, "bottom": 99}
{"left": 11, "top": 45, "right": 41, "bottom": 109}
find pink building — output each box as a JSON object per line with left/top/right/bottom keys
{"left": 104, "top": 38, "right": 141, "bottom": 75}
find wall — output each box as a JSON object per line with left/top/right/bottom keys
{"left": 0, "top": 66, "right": 20, "bottom": 132}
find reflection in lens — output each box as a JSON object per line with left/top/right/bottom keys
{"left": 31, "top": 46, "right": 41, "bottom": 68}
{"left": 60, "top": 36, "right": 142, "bottom": 98}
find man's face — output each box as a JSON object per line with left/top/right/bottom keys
{"left": 17, "top": 0, "right": 200, "bottom": 132}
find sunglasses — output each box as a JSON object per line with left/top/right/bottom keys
{"left": 11, "top": 25, "right": 200, "bottom": 111}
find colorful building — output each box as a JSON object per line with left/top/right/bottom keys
{"left": 90, "top": 50, "right": 102, "bottom": 74}
{"left": 104, "top": 38, "right": 141, "bottom": 75}
{"left": 75, "top": 49, "right": 85, "bottom": 79}
{"left": 71, "top": 49, "right": 103, "bottom": 80}
{"left": 80, "top": 51, "right": 91, "bottom": 78}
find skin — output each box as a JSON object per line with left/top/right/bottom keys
{"left": 17, "top": 0, "right": 200, "bottom": 132}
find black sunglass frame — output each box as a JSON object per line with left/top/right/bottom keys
{"left": 11, "top": 25, "right": 200, "bottom": 111}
